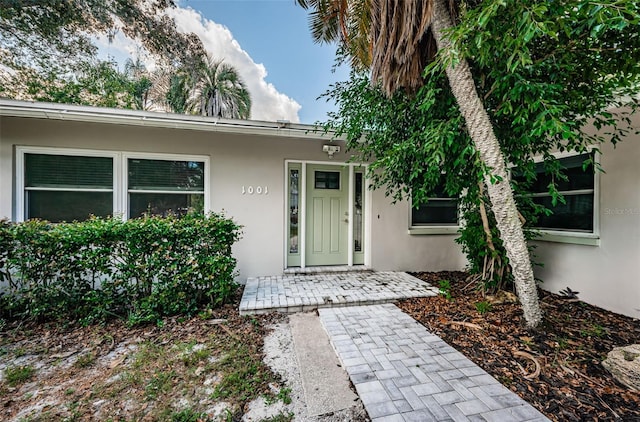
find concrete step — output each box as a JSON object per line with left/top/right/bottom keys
{"left": 283, "top": 265, "right": 372, "bottom": 275}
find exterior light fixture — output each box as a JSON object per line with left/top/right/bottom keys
{"left": 322, "top": 144, "right": 341, "bottom": 158}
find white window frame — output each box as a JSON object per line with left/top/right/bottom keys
{"left": 123, "top": 152, "right": 210, "bottom": 219}
{"left": 520, "top": 149, "right": 600, "bottom": 246}
{"left": 408, "top": 195, "right": 460, "bottom": 235}
{"left": 16, "top": 147, "right": 210, "bottom": 222}
{"left": 16, "top": 146, "right": 121, "bottom": 222}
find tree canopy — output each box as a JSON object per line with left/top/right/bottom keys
{"left": 10, "top": 59, "right": 150, "bottom": 109}
{"left": 0, "top": 0, "right": 204, "bottom": 74}
{"left": 306, "top": 0, "right": 640, "bottom": 320}
{"left": 180, "top": 56, "right": 252, "bottom": 119}
{"left": 0, "top": 1, "right": 254, "bottom": 119}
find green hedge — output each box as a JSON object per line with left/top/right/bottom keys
{"left": 0, "top": 213, "right": 242, "bottom": 325}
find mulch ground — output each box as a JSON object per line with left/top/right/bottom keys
{"left": 398, "top": 271, "right": 640, "bottom": 422}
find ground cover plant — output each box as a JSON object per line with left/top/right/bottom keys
{"left": 400, "top": 271, "right": 640, "bottom": 421}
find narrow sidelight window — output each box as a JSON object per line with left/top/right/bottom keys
{"left": 289, "top": 168, "right": 300, "bottom": 254}
{"left": 354, "top": 172, "right": 364, "bottom": 252}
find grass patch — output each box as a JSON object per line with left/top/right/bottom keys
{"left": 260, "top": 412, "right": 295, "bottom": 422}
{"left": 266, "top": 387, "right": 292, "bottom": 406}
{"left": 144, "top": 370, "right": 175, "bottom": 400}
{"left": 555, "top": 336, "right": 569, "bottom": 350}
{"left": 0, "top": 307, "right": 288, "bottom": 420}
{"left": 276, "top": 387, "right": 292, "bottom": 405}
{"left": 159, "top": 407, "right": 209, "bottom": 421}
{"left": 438, "top": 280, "right": 453, "bottom": 301}
{"left": 175, "top": 341, "right": 211, "bottom": 367}
{"left": 474, "top": 300, "right": 493, "bottom": 315}
{"left": 131, "top": 341, "right": 165, "bottom": 369}
{"left": 211, "top": 339, "right": 278, "bottom": 404}
{"left": 580, "top": 323, "right": 607, "bottom": 338}
{"left": 74, "top": 352, "right": 96, "bottom": 368}
{"left": 4, "top": 365, "right": 35, "bottom": 387}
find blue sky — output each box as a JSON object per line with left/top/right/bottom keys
{"left": 182, "top": 0, "right": 350, "bottom": 123}
{"left": 99, "top": 0, "right": 350, "bottom": 123}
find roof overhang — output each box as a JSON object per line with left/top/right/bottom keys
{"left": 0, "top": 99, "right": 343, "bottom": 141}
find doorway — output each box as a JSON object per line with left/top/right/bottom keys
{"left": 286, "top": 161, "right": 366, "bottom": 268}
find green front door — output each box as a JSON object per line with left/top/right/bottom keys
{"left": 305, "top": 164, "right": 349, "bottom": 266}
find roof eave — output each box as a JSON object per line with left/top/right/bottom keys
{"left": 0, "top": 99, "right": 344, "bottom": 141}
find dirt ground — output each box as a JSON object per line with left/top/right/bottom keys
{"left": 0, "top": 298, "right": 292, "bottom": 421}
{"left": 399, "top": 271, "right": 640, "bottom": 422}
{"left": 0, "top": 288, "right": 366, "bottom": 422}
{"left": 2, "top": 272, "right": 639, "bottom": 421}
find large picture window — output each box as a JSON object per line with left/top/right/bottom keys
{"left": 18, "top": 148, "right": 209, "bottom": 222}
{"left": 411, "top": 184, "right": 458, "bottom": 227}
{"left": 24, "top": 153, "right": 114, "bottom": 222}
{"left": 516, "top": 153, "right": 595, "bottom": 232}
{"left": 128, "top": 158, "right": 205, "bottom": 218}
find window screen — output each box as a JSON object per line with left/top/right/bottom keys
{"left": 128, "top": 158, "right": 205, "bottom": 218}
{"left": 24, "top": 153, "right": 114, "bottom": 222}
{"left": 514, "top": 153, "right": 594, "bottom": 232}
{"left": 411, "top": 183, "right": 458, "bottom": 226}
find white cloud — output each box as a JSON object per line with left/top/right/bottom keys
{"left": 166, "top": 7, "right": 301, "bottom": 122}
{"left": 94, "top": 31, "right": 159, "bottom": 71}
{"left": 93, "top": 6, "right": 301, "bottom": 122}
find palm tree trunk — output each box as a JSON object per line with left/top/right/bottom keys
{"left": 431, "top": 0, "right": 543, "bottom": 328}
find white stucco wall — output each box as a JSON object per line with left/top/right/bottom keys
{"left": 533, "top": 118, "right": 640, "bottom": 319}
{"left": 5, "top": 107, "right": 635, "bottom": 318}
{"left": 370, "top": 190, "right": 467, "bottom": 272}
{"left": 0, "top": 114, "right": 466, "bottom": 280}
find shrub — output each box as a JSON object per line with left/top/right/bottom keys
{"left": 0, "top": 213, "right": 242, "bottom": 324}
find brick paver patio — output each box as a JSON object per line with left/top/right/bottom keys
{"left": 320, "top": 304, "right": 550, "bottom": 422}
{"left": 239, "top": 271, "right": 439, "bottom": 315}
{"left": 239, "top": 270, "right": 549, "bottom": 421}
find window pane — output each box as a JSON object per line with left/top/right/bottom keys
{"left": 26, "top": 154, "right": 113, "bottom": 189}
{"left": 289, "top": 169, "right": 299, "bottom": 254}
{"left": 27, "top": 191, "right": 112, "bottom": 222}
{"left": 518, "top": 153, "right": 594, "bottom": 194}
{"left": 412, "top": 200, "right": 458, "bottom": 225}
{"left": 354, "top": 172, "right": 363, "bottom": 252}
{"left": 513, "top": 153, "right": 595, "bottom": 232}
{"left": 129, "top": 159, "right": 204, "bottom": 191}
{"left": 314, "top": 171, "right": 340, "bottom": 189}
{"left": 558, "top": 159, "right": 594, "bottom": 191}
{"left": 129, "top": 193, "right": 204, "bottom": 218}
{"left": 534, "top": 194, "right": 594, "bottom": 231}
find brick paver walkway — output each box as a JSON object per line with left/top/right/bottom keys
{"left": 319, "top": 304, "right": 550, "bottom": 422}
{"left": 239, "top": 271, "right": 439, "bottom": 315}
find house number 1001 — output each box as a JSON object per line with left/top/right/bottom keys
{"left": 242, "top": 186, "right": 268, "bottom": 195}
